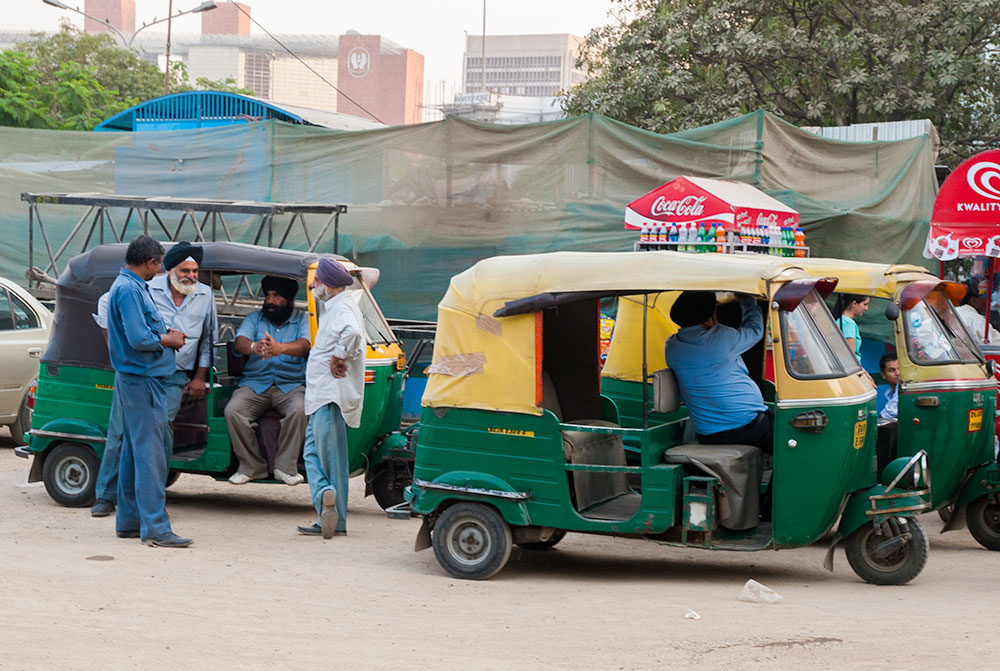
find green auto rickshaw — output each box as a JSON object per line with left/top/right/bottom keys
{"left": 794, "top": 257, "right": 1000, "bottom": 549}
{"left": 15, "top": 241, "right": 414, "bottom": 509}
{"left": 404, "top": 251, "right": 931, "bottom": 584}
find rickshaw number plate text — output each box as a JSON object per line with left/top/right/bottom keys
{"left": 969, "top": 409, "right": 983, "bottom": 432}
{"left": 488, "top": 428, "right": 535, "bottom": 437}
{"left": 852, "top": 420, "right": 866, "bottom": 450}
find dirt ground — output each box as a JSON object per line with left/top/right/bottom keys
{"left": 1, "top": 427, "right": 998, "bottom": 671}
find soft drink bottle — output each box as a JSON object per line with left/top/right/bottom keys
{"left": 716, "top": 225, "right": 726, "bottom": 253}
{"left": 694, "top": 223, "right": 703, "bottom": 253}
{"left": 678, "top": 223, "right": 688, "bottom": 252}
{"left": 640, "top": 224, "right": 649, "bottom": 245}
{"left": 794, "top": 227, "right": 805, "bottom": 257}
{"left": 669, "top": 223, "right": 678, "bottom": 247}
{"left": 659, "top": 225, "right": 669, "bottom": 245}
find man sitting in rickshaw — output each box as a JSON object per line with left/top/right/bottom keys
{"left": 224, "top": 276, "right": 310, "bottom": 485}
{"left": 663, "top": 291, "right": 773, "bottom": 454}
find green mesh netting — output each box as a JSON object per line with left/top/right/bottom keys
{"left": 0, "top": 110, "right": 937, "bottom": 320}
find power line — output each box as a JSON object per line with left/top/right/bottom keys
{"left": 232, "top": 4, "right": 384, "bottom": 124}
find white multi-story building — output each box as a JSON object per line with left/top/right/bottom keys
{"left": 463, "top": 34, "right": 586, "bottom": 98}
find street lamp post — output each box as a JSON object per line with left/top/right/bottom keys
{"left": 42, "top": 0, "right": 217, "bottom": 93}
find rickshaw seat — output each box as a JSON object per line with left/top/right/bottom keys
{"left": 663, "top": 444, "right": 762, "bottom": 530}
{"left": 652, "top": 368, "right": 681, "bottom": 413}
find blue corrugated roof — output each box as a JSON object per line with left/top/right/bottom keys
{"left": 95, "top": 91, "right": 306, "bottom": 132}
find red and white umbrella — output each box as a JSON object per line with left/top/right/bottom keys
{"left": 926, "top": 149, "right": 1000, "bottom": 260}
{"left": 625, "top": 176, "right": 799, "bottom": 230}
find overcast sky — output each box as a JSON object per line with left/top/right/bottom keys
{"left": 6, "top": 0, "right": 620, "bottom": 90}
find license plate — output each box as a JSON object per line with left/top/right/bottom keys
{"left": 853, "top": 420, "right": 867, "bottom": 450}
{"left": 969, "top": 409, "right": 983, "bottom": 433}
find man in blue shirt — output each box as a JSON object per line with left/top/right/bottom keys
{"left": 91, "top": 241, "right": 217, "bottom": 517}
{"left": 106, "top": 235, "right": 191, "bottom": 548}
{"left": 224, "top": 276, "right": 311, "bottom": 485}
{"left": 664, "top": 291, "right": 773, "bottom": 454}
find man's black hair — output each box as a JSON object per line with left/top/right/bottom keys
{"left": 879, "top": 352, "right": 898, "bottom": 373}
{"left": 125, "top": 235, "right": 164, "bottom": 266}
{"left": 670, "top": 291, "right": 717, "bottom": 328}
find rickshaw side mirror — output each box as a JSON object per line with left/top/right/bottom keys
{"left": 987, "top": 360, "right": 996, "bottom": 377}
{"left": 884, "top": 303, "right": 900, "bottom": 321}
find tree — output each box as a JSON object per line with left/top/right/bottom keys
{"left": 562, "top": 0, "right": 1000, "bottom": 162}
{"left": 17, "top": 22, "right": 164, "bottom": 103}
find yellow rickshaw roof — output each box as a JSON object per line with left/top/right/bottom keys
{"left": 424, "top": 251, "right": 812, "bottom": 416}
{"left": 793, "top": 257, "right": 937, "bottom": 298}
{"left": 440, "top": 251, "right": 809, "bottom": 316}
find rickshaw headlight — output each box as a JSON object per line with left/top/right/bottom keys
{"left": 880, "top": 455, "right": 928, "bottom": 489}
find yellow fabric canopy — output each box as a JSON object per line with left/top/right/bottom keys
{"left": 793, "top": 257, "right": 936, "bottom": 298}
{"left": 423, "top": 251, "right": 809, "bottom": 415}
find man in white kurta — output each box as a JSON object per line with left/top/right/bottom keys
{"left": 299, "top": 258, "right": 365, "bottom": 539}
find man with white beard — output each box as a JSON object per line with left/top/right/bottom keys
{"left": 90, "top": 241, "right": 217, "bottom": 517}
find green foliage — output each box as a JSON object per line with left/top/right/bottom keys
{"left": 562, "top": 0, "right": 1000, "bottom": 163}
{"left": 0, "top": 51, "right": 50, "bottom": 128}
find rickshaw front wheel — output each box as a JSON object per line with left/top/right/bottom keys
{"left": 966, "top": 495, "right": 1000, "bottom": 551}
{"left": 432, "top": 502, "right": 512, "bottom": 580}
{"left": 844, "top": 518, "right": 929, "bottom": 586}
{"left": 370, "top": 465, "right": 410, "bottom": 511}
{"left": 41, "top": 442, "right": 100, "bottom": 508}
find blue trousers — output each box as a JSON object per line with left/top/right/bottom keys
{"left": 303, "top": 403, "right": 349, "bottom": 533}
{"left": 113, "top": 372, "right": 173, "bottom": 539}
{"left": 96, "top": 370, "right": 187, "bottom": 503}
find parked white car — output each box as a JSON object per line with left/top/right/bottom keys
{"left": 0, "top": 277, "right": 51, "bottom": 445}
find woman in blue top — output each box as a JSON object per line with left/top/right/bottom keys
{"left": 836, "top": 293, "right": 870, "bottom": 363}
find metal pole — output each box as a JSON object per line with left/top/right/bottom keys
{"left": 642, "top": 293, "right": 649, "bottom": 430}
{"left": 481, "top": 0, "right": 486, "bottom": 93}
{"left": 164, "top": 0, "right": 174, "bottom": 95}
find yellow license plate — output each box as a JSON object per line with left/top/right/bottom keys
{"left": 853, "top": 420, "right": 867, "bottom": 450}
{"left": 969, "top": 409, "right": 983, "bottom": 433}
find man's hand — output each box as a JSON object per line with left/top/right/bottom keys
{"left": 330, "top": 356, "right": 348, "bottom": 378}
{"left": 261, "top": 332, "right": 284, "bottom": 358}
{"left": 162, "top": 329, "right": 187, "bottom": 350}
{"left": 183, "top": 377, "right": 208, "bottom": 399}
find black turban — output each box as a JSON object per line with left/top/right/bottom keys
{"left": 260, "top": 276, "right": 299, "bottom": 302}
{"left": 163, "top": 241, "right": 203, "bottom": 270}
{"left": 670, "top": 291, "right": 717, "bottom": 328}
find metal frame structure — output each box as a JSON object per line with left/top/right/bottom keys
{"left": 21, "top": 193, "right": 348, "bottom": 298}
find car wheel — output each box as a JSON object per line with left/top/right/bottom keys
{"left": 42, "top": 443, "right": 100, "bottom": 507}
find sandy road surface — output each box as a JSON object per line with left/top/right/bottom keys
{"left": 1, "top": 428, "right": 998, "bottom": 670}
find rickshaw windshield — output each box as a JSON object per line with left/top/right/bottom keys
{"left": 316, "top": 283, "right": 396, "bottom": 345}
{"left": 780, "top": 290, "right": 863, "bottom": 379}
{"left": 903, "top": 290, "right": 982, "bottom": 365}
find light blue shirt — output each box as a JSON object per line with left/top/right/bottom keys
{"left": 148, "top": 274, "right": 218, "bottom": 372}
{"left": 880, "top": 384, "right": 898, "bottom": 420}
{"left": 235, "top": 308, "right": 310, "bottom": 393}
{"left": 664, "top": 296, "right": 766, "bottom": 435}
{"left": 106, "top": 268, "right": 175, "bottom": 378}
{"left": 839, "top": 314, "right": 862, "bottom": 362}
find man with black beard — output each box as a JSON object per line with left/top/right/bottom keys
{"left": 224, "top": 276, "right": 311, "bottom": 485}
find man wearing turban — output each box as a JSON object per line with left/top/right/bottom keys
{"left": 224, "top": 274, "right": 311, "bottom": 485}
{"left": 297, "top": 258, "right": 364, "bottom": 538}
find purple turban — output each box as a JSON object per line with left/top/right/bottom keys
{"left": 315, "top": 258, "right": 353, "bottom": 288}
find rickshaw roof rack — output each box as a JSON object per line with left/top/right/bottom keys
{"left": 64, "top": 241, "right": 350, "bottom": 284}
{"left": 20, "top": 192, "right": 348, "bottom": 215}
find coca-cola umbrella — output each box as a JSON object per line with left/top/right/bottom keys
{"left": 624, "top": 176, "right": 799, "bottom": 231}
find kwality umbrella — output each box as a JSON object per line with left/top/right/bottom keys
{"left": 624, "top": 176, "right": 799, "bottom": 231}
{"left": 925, "top": 149, "right": 1000, "bottom": 344}
{"left": 925, "top": 149, "right": 1000, "bottom": 261}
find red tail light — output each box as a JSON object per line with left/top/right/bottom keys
{"left": 27, "top": 383, "right": 37, "bottom": 410}
{"left": 364, "top": 370, "right": 376, "bottom": 384}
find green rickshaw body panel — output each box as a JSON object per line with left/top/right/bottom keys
{"left": 897, "top": 385, "right": 996, "bottom": 509}
{"left": 956, "top": 462, "right": 1000, "bottom": 505}
{"left": 29, "top": 359, "right": 402, "bottom": 477}
{"left": 411, "top": 406, "right": 683, "bottom": 534}
{"left": 772, "top": 398, "right": 877, "bottom": 548}
{"left": 837, "top": 484, "right": 928, "bottom": 537}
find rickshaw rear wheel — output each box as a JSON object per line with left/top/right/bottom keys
{"left": 432, "top": 502, "right": 512, "bottom": 580}
{"left": 845, "top": 517, "right": 928, "bottom": 586}
{"left": 515, "top": 529, "right": 567, "bottom": 551}
{"left": 165, "top": 471, "right": 181, "bottom": 489}
{"left": 370, "top": 466, "right": 410, "bottom": 511}
{"left": 41, "top": 442, "right": 100, "bottom": 507}
{"left": 966, "top": 496, "right": 1000, "bottom": 551}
